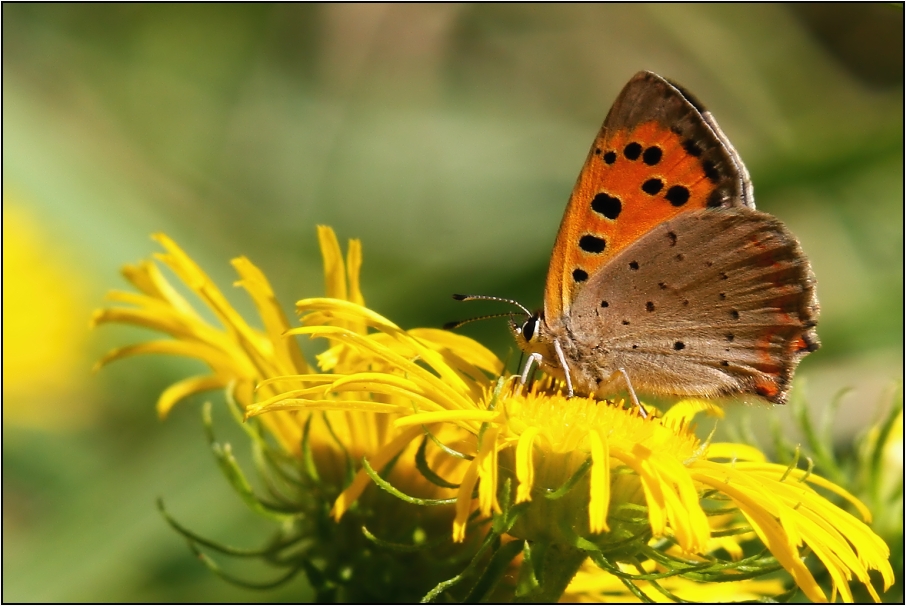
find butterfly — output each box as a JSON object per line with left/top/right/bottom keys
{"left": 454, "top": 71, "right": 819, "bottom": 406}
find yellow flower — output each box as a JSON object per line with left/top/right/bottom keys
{"left": 251, "top": 299, "right": 893, "bottom": 603}
{"left": 93, "top": 227, "right": 500, "bottom": 601}
{"left": 97, "top": 227, "right": 894, "bottom": 603}
{"left": 94, "top": 228, "right": 498, "bottom": 487}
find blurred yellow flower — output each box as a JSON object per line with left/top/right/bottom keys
{"left": 4, "top": 199, "right": 95, "bottom": 429}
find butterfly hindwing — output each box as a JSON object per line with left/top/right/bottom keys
{"left": 545, "top": 71, "right": 754, "bottom": 321}
{"left": 568, "top": 208, "right": 819, "bottom": 404}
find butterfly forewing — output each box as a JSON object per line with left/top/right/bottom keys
{"left": 545, "top": 71, "right": 754, "bottom": 321}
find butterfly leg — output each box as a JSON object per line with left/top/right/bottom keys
{"left": 552, "top": 339, "right": 575, "bottom": 398}
{"left": 616, "top": 368, "right": 647, "bottom": 419}
{"left": 519, "top": 353, "right": 543, "bottom": 388}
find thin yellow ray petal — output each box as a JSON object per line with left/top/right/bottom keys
{"left": 93, "top": 340, "right": 232, "bottom": 373}
{"left": 93, "top": 300, "right": 251, "bottom": 369}
{"left": 296, "top": 298, "right": 399, "bottom": 331}
{"left": 393, "top": 409, "right": 498, "bottom": 429}
{"left": 454, "top": 458, "right": 481, "bottom": 543}
{"left": 123, "top": 254, "right": 200, "bottom": 319}
{"left": 317, "top": 226, "right": 348, "bottom": 301}
{"left": 345, "top": 238, "right": 365, "bottom": 306}
{"left": 795, "top": 508, "right": 865, "bottom": 598}
{"left": 795, "top": 518, "right": 855, "bottom": 602}
{"left": 232, "top": 256, "right": 310, "bottom": 374}
{"left": 153, "top": 236, "right": 275, "bottom": 371}
{"left": 736, "top": 463, "right": 872, "bottom": 522}
{"left": 247, "top": 399, "right": 406, "bottom": 417}
{"left": 407, "top": 328, "right": 504, "bottom": 375}
{"left": 610, "top": 448, "right": 667, "bottom": 537}
{"left": 289, "top": 324, "right": 477, "bottom": 411}
{"left": 477, "top": 427, "right": 501, "bottom": 516}
{"left": 101, "top": 289, "right": 185, "bottom": 314}
{"left": 658, "top": 456, "right": 710, "bottom": 549}
{"left": 661, "top": 398, "right": 723, "bottom": 427}
{"left": 92, "top": 308, "right": 198, "bottom": 340}
{"left": 157, "top": 375, "right": 228, "bottom": 419}
{"left": 515, "top": 427, "right": 540, "bottom": 503}
{"left": 296, "top": 299, "right": 481, "bottom": 399}
{"left": 328, "top": 372, "right": 421, "bottom": 394}
{"left": 253, "top": 385, "right": 339, "bottom": 408}
{"left": 692, "top": 469, "right": 827, "bottom": 603}
{"left": 706, "top": 442, "right": 767, "bottom": 462}
{"left": 588, "top": 428, "right": 611, "bottom": 533}
{"left": 656, "top": 470, "right": 697, "bottom": 551}
{"left": 693, "top": 460, "right": 801, "bottom": 551}
{"left": 256, "top": 374, "right": 343, "bottom": 389}
{"left": 323, "top": 381, "right": 446, "bottom": 414}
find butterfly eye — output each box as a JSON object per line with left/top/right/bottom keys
{"left": 522, "top": 316, "right": 537, "bottom": 341}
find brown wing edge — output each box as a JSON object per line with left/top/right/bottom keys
{"left": 767, "top": 229, "right": 820, "bottom": 405}
{"left": 604, "top": 71, "right": 755, "bottom": 210}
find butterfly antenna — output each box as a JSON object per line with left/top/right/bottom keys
{"left": 443, "top": 312, "right": 516, "bottom": 331}
{"left": 451, "top": 294, "right": 533, "bottom": 318}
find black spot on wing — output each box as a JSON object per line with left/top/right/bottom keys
{"left": 642, "top": 179, "right": 663, "bottom": 195}
{"left": 579, "top": 235, "right": 606, "bottom": 254}
{"left": 591, "top": 193, "right": 621, "bottom": 219}
{"left": 642, "top": 146, "right": 662, "bottom": 165}
{"left": 665, "top": 185, "right": 690, "bottom": 207}
{"left": 624, "top": 142, "right": 642, "bottom": 160}
{"left": 702, "top": 159, "right": 721, "bottom": 183}
{"left": 682, "top": 139, "right": 703, "bottom": 157}
{"left": 707, "top": 188, "right": 727, "bottom": 208}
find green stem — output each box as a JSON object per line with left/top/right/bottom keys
{"left": 515, "top": 543, "right": 587, "bottom": 603}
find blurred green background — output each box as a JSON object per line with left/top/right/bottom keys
{"left": 3, "top": 4, "right": 902, "bottom": 602}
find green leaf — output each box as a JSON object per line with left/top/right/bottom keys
{"left": 415, "top": 436, "right": 460, "bottom": 489}
{"left": 203, "top": 402, "right": 300, "bottom": 519}
{"left": 361, "top": 456, "right": 457, "bottom": 506}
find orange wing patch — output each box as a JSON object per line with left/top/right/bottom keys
{"left": 546, "top": 120, "right": 723, "bottom": 318}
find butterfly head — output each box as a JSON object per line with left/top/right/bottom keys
{"left": 510, "top": 308, "right": 562, "bottom": 369}
{"left": 449, "top": 293, "right": 547, "bottom": 353}
{"left": 509, "top": 310, "right": 543, "bottom": 348}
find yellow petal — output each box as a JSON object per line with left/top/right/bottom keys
{"left": 157, "top": 375, "right": 228, "bottom": 418}
{"left": 477, "top": 426, "right": 501, "bottom": 516}
{"left": 515, "top": 427, "right": 539, "bottom": 503}
{"left": 454, "top": 458, "right": 481, "bottom": 543}
{"left": 588, "top": 428, "right": 611, "bottom": 533}
{"left": 394, "top": 409, "right": 498, "bottom": 429}
{"left": 232, "top": 256, "right": 309, "bottom": 375}
{"left": 317, "top": 226, "right": 347, "bottom": 301}
{"left": 706, "top": 442, "right": 767, "bottom": 462}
